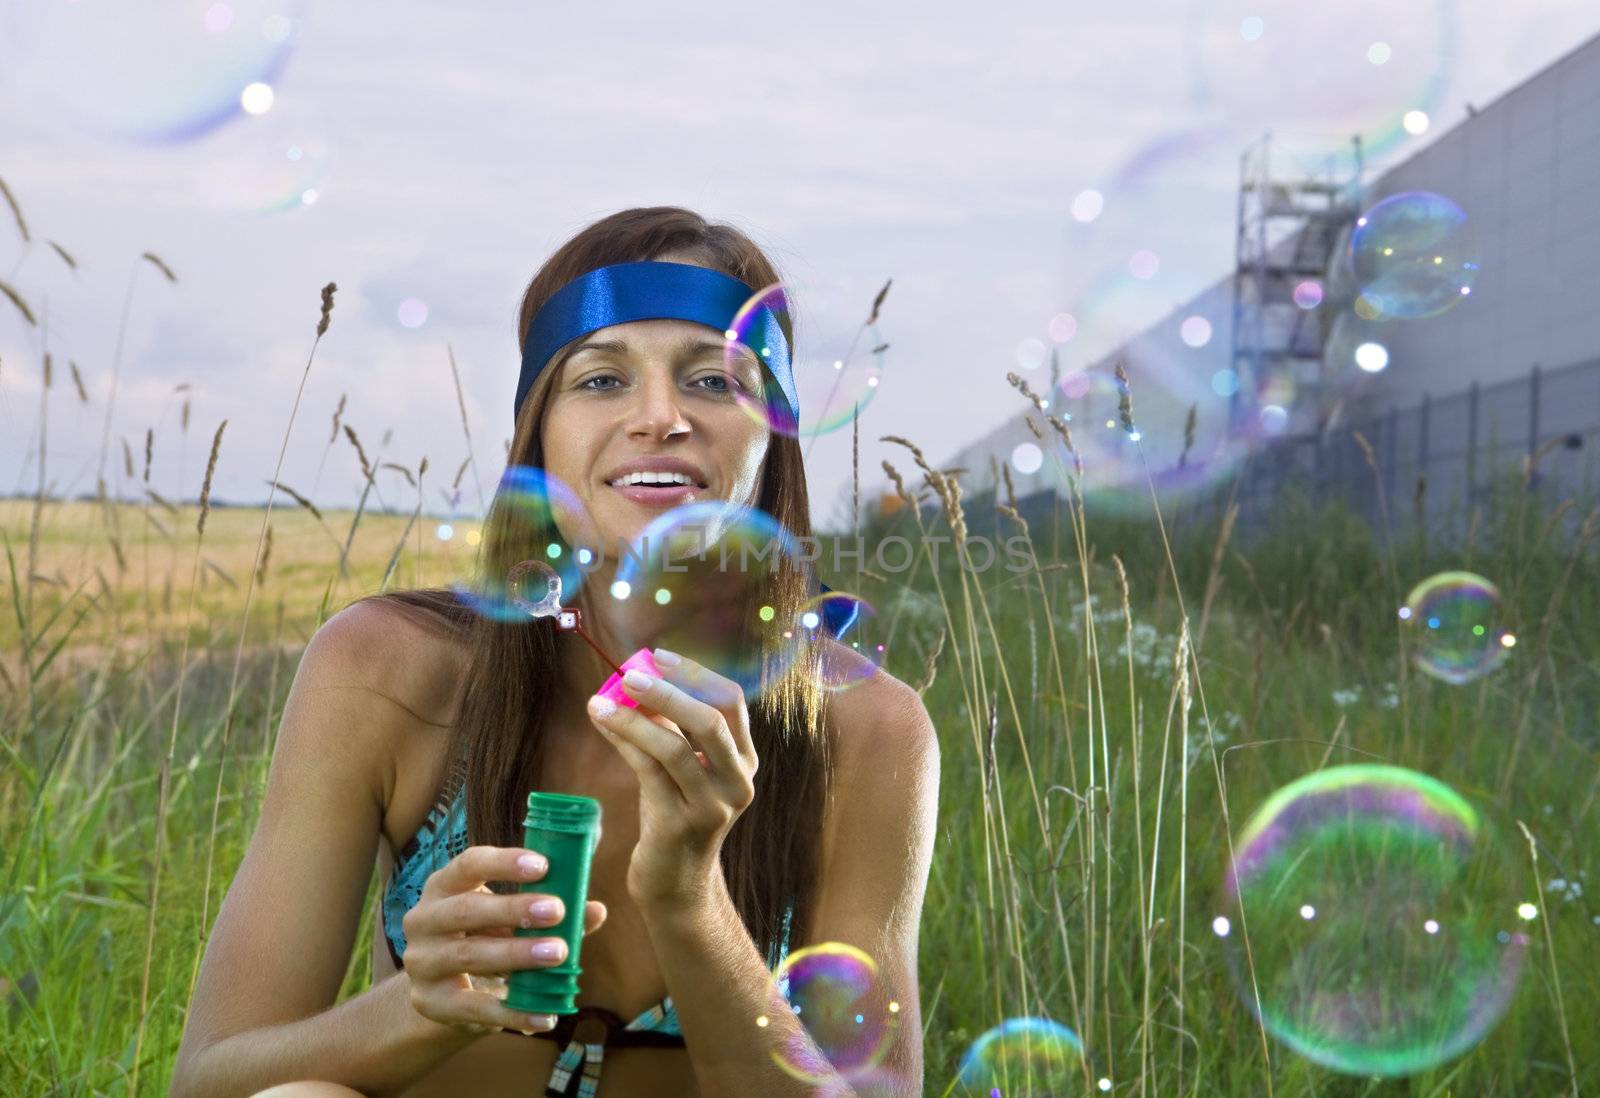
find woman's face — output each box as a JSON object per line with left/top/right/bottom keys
{"left": 538, "top": 309, "right": 773, "bottom": 556}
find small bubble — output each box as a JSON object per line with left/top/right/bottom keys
{"left": 239, "top": 81, "right": 275, "bottom": 115}
{"left": 1071, "top": 189, "right": 1104, "bottom": 223}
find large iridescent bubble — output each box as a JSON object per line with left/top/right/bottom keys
{"left": 1215, "top": 765, "right": 1530, "bottom": 1077}
{"left": 195, "top": 92, "right": 331, "bottom": 214}
{"left": 2, "top": 0, "right": 306, "bottom": 143}
{"left": 1042, "top": 358, "right": 1249, "bottom": 514}
{"left": 1351, "top": 192, "right": 1480, "bottom": 320}
{"left": 448, "top": 465, "right": 602, "bottom": 623}
{"left": 767, "top": 942, "right": 899, "bottom": 1084}
{"left": 803, "top": 591, "right": 885, "bottom": 693}
{"left": 1184, "top": 0, "right": 1456, "bottom": 164}
{"left": 610, "top": 500, "right": 811, "bottom": 702}
{"left": 955, "top": 1017, "right": 1087, "bottom": 1095}
{"left": 725, "top": 279, "right": 886, "bottom": 440}
{"left": 1399, "top": 572, "right": 1515, "bottom": 685}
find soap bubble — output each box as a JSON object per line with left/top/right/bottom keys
{"left": 1293, "top": 280, "right": 1325, "bottom": 309}
{"left": 1053, "top": 367, "right": 1140, "bottom": 469}
{"left": 803, "top": 592, "right": 884, "bottom": 693}
{"left": 1049, "top": 363, "right": 1250, "bottom": 510}
{"left": 612, "top": 500, "right": 810, "bottom": 701}
{"left": 2, "top": 0, "right": 306, "bottom": 143}
{"left": 769, "top": 943, "right": 898, "bottom": 1083}
{"left": 1323, "top": 310, "right": 1392, "bottom": 378}
{"left": 1400, "top": 572, "right": 1514, "bottom": 684}
{"left": 1351, "top": 192, "right": 1480, "bottom": 319}
{"left": 1128, "top": 249, "right": 1160, "bottom": 280}
{"left": 397, "top": 298, "right": 429, "bottom": 328}
{"left": 1218, "top": 764, "right": 1530, "bottom": 1076}
{"left": 192, "top": 91, "right": 330, "bottom": 214}
{"left": 1048, "top": 213, "right": 1266, "bottom": 508}
{"left": 727, "top": 279, "right": 886, "bottom": 439}
{"left": 1184, "top": 0, "right": 1456, "bottom": 163}
{"left": 1355, "top": 342, "right": 1390, "bottom": 373}
{"left": 1180, "top": 315, "right": 1213, "bottom": 348}
{"left": 1016, "top": 337, "right": 1048, "bottom": 371}
{"left": 449, "top": 466, "right": 601, "bottom": 622}
{"left": 956, "top": 1017, "right": 1086, "bottom": 1095}
{"left": 1070, "top": 189, "right": 1104, "bottom": 222}
{"left": 811, "top": 1067, "right": 903, "bottom": 1098}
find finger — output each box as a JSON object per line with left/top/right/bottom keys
{"left": 589, "top": 697, "right": 685, "bottom": 804}
{"left": 427, "top": 888, "right": 569, "bottom": 937}
{"left": 423, "top": 845, "right": 548, "bottom": 906}
{"left": 445, "top": 983, "right": 558, "bottom": 1037}
{"left": 590, "top": 694, "right": 708, "bottom": 803}
{"left": 652, "top": 647, "right": 755, "bottom": 764}
{"left": 409, "top": 930, "right": 571, "bottom": 983}
{"left": 583, "top": 899, "right": 608, "bottom": 934}
{"left": 619, "top": 669, "right": 743, "bottom": 784}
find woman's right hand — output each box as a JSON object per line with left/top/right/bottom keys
{"left": 401, "top": 845, "right": 607, "bottom": 1036}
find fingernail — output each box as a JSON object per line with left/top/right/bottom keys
{"left": 533, "top": 939, "right": 565, "bottom": 962}
{"left": 528, "top": 1014, "right": 555, "bottom": 1031}
{"left": 529, "top": 898, "right": 561, "bottom": 922}
{"left": 653, "top": 647, "right": 681, "bottom": 666}
{"left": 589, "top": 695, "right": 616, "bottom": 718}
{"left": 518, "top": 853, "right": 546, "bottom": 876}
{"left": 622, "top": 669, "right": 653, "bottom": 690}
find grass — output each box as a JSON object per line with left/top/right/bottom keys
{"left": 0, "top": 212, "right": 1595, "bottom": 1094}
{"left": 3, "top": 441, "right": 1596, "bottom": 1095}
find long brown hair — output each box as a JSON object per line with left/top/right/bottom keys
{"left": 357, "top": 206, "right": 830, "bottom": 964}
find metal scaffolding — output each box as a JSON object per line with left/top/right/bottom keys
{"left": 1230, "top": 132, "right": 1364, "bottom": 432}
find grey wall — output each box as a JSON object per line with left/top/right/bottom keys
{"left": 948, "top": 31, "right": 1600, "bottom": 515}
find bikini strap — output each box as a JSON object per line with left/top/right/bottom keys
{"left": 517, "top": 1004, "right": 685, "bottom": 1050}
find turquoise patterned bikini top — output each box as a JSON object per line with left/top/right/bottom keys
{"left": 380, "top": 768, "right": 794, "bottom": 1097}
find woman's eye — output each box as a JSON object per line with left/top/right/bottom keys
{"left": 577, "top": 372, "right": 741, "bottom": 394}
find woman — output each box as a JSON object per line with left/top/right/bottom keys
{"left": 171, "top": 206, "right": 940, "bottom": 1098}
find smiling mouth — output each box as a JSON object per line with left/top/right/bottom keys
{"left": 605, "top": 477, "right": 708, "bottom": 491}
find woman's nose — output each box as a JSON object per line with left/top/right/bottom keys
{"left": 625, "top": 375, "right": 691, "bottom": 438}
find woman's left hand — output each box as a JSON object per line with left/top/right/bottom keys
{"left": 585, "top": 648, "right": 757, "bottom": 913}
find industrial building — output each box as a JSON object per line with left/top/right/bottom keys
{"left": 946, "top": 30, "right": 1600, "bottom": 534}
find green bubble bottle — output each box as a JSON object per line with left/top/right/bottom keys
{"left": 506, "top": 791, "right": 602, "bottom": 1015}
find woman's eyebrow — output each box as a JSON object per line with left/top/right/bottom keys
{"left": 567, "top": 335, "right": 752, "bottom": 364}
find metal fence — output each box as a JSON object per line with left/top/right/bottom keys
{"left": 1228, "top": 356, "right": 1600, "bottom": 540}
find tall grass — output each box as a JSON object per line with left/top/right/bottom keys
{"left": 3, "top": 414, "right": 1598, "bottom": 1095}
{"left": 1, "top": 230, "right": 1596, "bottom": 1094}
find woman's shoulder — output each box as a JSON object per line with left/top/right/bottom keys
{"left": 816, "top": 638, "right": 935, "bottom": 761}
{"left": 305, "top": 596, "right": 469, "bottom": 730}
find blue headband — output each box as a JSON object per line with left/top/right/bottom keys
{"left": 516, "top": 260, "right": 798, "bottom": 429}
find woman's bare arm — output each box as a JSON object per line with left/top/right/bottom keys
{"left": 172, "top": 969, "right": 478, "bottom": 1098}
{"left": 627, "top": 662, "right": 939, "bottom": 1097}
{"left": 169, "top": 603, "right": 479, "bottom": 1098}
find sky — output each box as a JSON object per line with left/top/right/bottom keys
{"left": 3, "top": 0, "right": 1598, "bottom": 532}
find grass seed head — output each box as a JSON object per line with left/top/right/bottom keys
{"left": 197, "top": 419, "right": 227, "bottom": 535}
{"left": 141, "top": 252, "right": 178, "bottom": 283}
{"left": 317, "top": 281, "right": 337, "bottom": 337}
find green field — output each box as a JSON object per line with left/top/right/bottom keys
{"left": 2, "top": 450, "right": 1597, "bottom": 1095}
